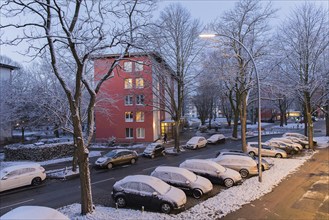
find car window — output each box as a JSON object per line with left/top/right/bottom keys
{"left": 19, "top": 168, "right": 35, "bottom": 174}
{"left": 171, "top": 173, "right": 186, "bottom": 183}
{"left": 140, "top": 183, "right": 154, "bottom": 193}
{"left": 160, "top": 172, "right": 171, "bottom": 181}
{"left": 105, "top": 151, "right": 117, "bottom": 157}
{"left": 126, "top": 182, "right": 140, "bottom": 191}
{"left": 5, "top": 170, "right": 20, "bottom": 178}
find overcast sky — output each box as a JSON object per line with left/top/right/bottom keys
{"left": 1, "top": 0, "right": 328, "bottom": 64}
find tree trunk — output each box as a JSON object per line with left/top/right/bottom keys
{"left": 305, "top": 93, "right": 314, "bottom": 150}
{"left": 326, "top": 104, "right": 329, "bottom": 136}
{"left": 174, "top": 120, "right": 181, "bottom": 152}
{"left": 240, "top": 93, "right": 247, "bottom": 152}
{"left": 21, "top": 127, "right": 25, "bottom": 143}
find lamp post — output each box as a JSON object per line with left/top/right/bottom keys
{"left": 200, "top": 33, "right": 263, "bottom": 182}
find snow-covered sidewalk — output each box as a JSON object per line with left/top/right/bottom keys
{"left": 58, "top": 138, "right": 329, "bottom": 220}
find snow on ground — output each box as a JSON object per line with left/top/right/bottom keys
{"left": 58, "top": 152, "right": 314, "bottom": 220}
{"left": 58, "top": 137, "right": 329, "bottom": 220}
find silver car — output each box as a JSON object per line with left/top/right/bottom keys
{"left": 247, "top": 142, "right": 288, "bottom": 158}
{"left": 151, "top": 166, "right": 213, "bottom": 199}
{"left": 185, "top": 136, "right": 207, "bottom": 149}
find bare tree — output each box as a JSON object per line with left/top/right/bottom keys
{"left": 147, "top": 3, "right": 204, "bottom": 152}
{"left": 276, "top": 2, "right": 329, "bottom": 149}
{"left": 1, "top": 0, "right": 154, "bottom": 214}
{"left": 210, "top": 0, "right": 276, "bottom": 151}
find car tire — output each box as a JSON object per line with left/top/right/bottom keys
{"left": 151, "top": 154, "right": 155, "bottom": 159}
{"left": 305, "top": 144, "right": 310, "bottom": 149}
{"left": 262, "top": 165, "right": 265, "bottom": 171}
{"left": 248, "top": 151, "right": 256, "bottom": 157}
{"left": 224, "top": 178, "right": 234, "bottom": 188}
{"left": 275, "top": 153, "right": 283, "bottom": 158}
{"left": 160, "top": 202, "right": 172, "bottom": 214}
{"left": 130, "top": 158, "right": 136, "bottom": 164}
{"left": 239, "top": 169, "right": 249, "bottom": 178}
{"left": 31, "top": 177, "right": 42, "bottom": 186}
{"left": 107, "top": 163, "right": 113, "bottom": 169}
{"left": 192, "top": 188, "right": 203, "bottom": 199}
{"left": 115, "top": 196, "right": 126, "bottom": 208}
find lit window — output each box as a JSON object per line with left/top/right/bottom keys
{"left": 124, "top": 62, "right": 132, "bottom": 72}
{"left": 137, "top": 128, "right": 145, "bottom": 138}
{"left": 136, "top": 111, "right": 144, "bottom": 122}
{"left": 136, "top": 78, "right": 144, "bottom": 88}
{"left": 125, "top": 112, "right": 133, "bottom": 122}
{"left": 124, "top": 78, "right": 133, "bottom": 89}
{"left": 136, "top": 95, "right": 144, "bottom": 105}
{"left": 125, "top": 128, "right": 133, "bottom": 138}
{"left": 125, "top": 95, "right": 133, "bottom": 106}
{"left": 135, "top": 62, "right": 143, "bottom": 71}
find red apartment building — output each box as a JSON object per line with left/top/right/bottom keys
{"left": 94, "top": 52, "right": 175, "bottom": 143}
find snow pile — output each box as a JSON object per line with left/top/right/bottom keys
{"left": 58, "top": 151, "right": 315, "bottom": 220}
{"left": 314, "top": 136, "right": 329, "bottom": 148}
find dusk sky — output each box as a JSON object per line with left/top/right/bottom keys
{"left": 1, "top": 0, "right": 328, "bottom": 64}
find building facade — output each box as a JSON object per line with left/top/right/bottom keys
{"left": 0, "top": 63, "right": 18, "bottom": 143}
{"left": 94, "top": 52, "right": 174, "bottom": 143}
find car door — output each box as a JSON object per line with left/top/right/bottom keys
{"left": 0, "top": 169, "right": 21, "bottom": 191}
{"left": 262, "top": 145, "right": 274, "bottom": 156}
{"left": 117, "top": 152, "right": 129, "bottom": 165}
{"left": 19, "top": 168, "right": 35, "bottom": 186}
{"left": 170, "top": 173, "right": 190, "bottom": 191}
{"left": 139, "top": 183, "right": 161, "bottom": 209}
{"left": 124, "top": 182, "right": 142, "bottom": 205}
{"left": 154, "top": 145, "right": 161, "bottom": 156}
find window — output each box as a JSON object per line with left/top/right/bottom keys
{"left": 137, "top": 128, "right": 145, "bottom": 138}
{"left": 135, "top": 62, "right": 144, "bottom": 71}
{"left": 124, "top": 78, "right": 133, "bottom": 89}
{"left": 136, "top": 111, "right": 144, "bottom": 122}
{"left": 124, "top": 62, "right": 132, "bottom": 72}
{"left": 136, "top": 94, "right": 144, "bottom": 105}
{"left": 125, "top": 112, "right": 133, "bottom": 122}
{"left": 125, "top": 95, "right": 133, "bottom": 106}
{"left": 140, "top": 183, "right": 154, "bottom": 193}
{"left": 136, "top": 78, "right": 144, "bottom": 88}
{"left": 125, "top": 128, "right": 133, "bottom": 138}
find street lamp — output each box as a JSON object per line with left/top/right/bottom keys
{"left": 200, "top": 33, "right": 263, "bottom": 182}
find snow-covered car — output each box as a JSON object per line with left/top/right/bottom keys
{"left": 94, "top": 149, "right": 138, "bottom": 169}
{"left": 247, "top": 142, "right": 287, "bottom": 158}
{"left": 266, "top": 139, "right": 301, "bottom": 155}
{"left": 283, "top": 132, "right": 317, "bottom": 145}
{"left": 269, "top": 138, "right": 303, "bottom": 151}
{"left": 207, "top": 134, "right": 226, "bottom": 144}
{"left": 0, "top": 206, "right": 69, "bottom": 220}
{"left": 216, "top": 149, "right": 271, "bottom": 171}
{"left": 151, "top": 166, "right": 213, "bottom": 199}
{"left": 143, "top": 143, "right": 166, "bottom": 159}
{"left": 179, "top": 159, "right": 242, "bottom": 187}
{"left": 111, "top": 175, "right": 186, "bottom": 214}
{"left": 282, "top": 136, "right": 310, "bottom": 149}
{"left": 212, "top": 154, "right": 258, "bottom": 178}
{"left": 185, "top": 136, "right": 207, "bottom": 149}
{"left": 0, "top": 163, "right": 46, "bottom": 192}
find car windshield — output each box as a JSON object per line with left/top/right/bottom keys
{"left": 155, "top": 180, "right": 171, "bottom": 195}
{"left": 104, "top": 151, "right": 118, "bottom": 157}
{"left": 145, "top": 144, "right": 156, "bottom": 150}
{"left": 189, "top": 137, "right": 199, "bottom": 142}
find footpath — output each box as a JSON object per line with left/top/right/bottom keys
{"left": 223, "top": 147, "right": 329, "bottom": 220}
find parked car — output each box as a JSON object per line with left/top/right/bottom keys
{"left": 143, "top": 143, "right": 166, "bottom": 159}
{"left": 269, "top": 138, "right": 303, "bottom": 151}
{"left": 179, "top": 159, "right": 242, "bottom": 187}
{"left": 94, "top": 149, "right": 138, "bottom": 169}
{"left": 0, "top": 206, "right": 69, "bottom": 220}
{"left": 283, "top": 132, "right": 317, "bottom": 145}
{"left": 207, "top": 134, "right": 226, "bottom": 144}
{"left": 151, "top": 166, "right": 213, "bottom": 199}
{"left": 247, "top": 142, "right": 288, "bottom": 158}
{"left": 185, "top": 136, "right": 207, "bottom": 149}
{"left": 216, "top": 149, "right": 272, "bottom": 171}
{"left": 111, "top": 175, "right": 186, "bottom": 214}
{"left": 282, "top": 135, "right": 310, "bottom": 149}
{"left": 0, "top": 163, "right": 46, "bottom": 192}
{"left": 266, "top": 139, "right": 300, "bottom": 155}
{"left": 212, "top": 154, "right": 258, "bottom": 178}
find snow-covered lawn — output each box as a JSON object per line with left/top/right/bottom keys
{"left": 57, "top": 138, "right": 329, "bottom": 220}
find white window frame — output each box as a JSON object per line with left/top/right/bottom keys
{"left": 136, "top": 111, "right": 144, "bottom": 122}
{"left": 135, "top": 62, "right": 144, "bottom": 71}
{"left": 136, "top": 128, "right": 145, "bottom": 139}
{"left": 125, "top": 112, "right": 133, "bottom": 122}
{"left": 136, "top": 94, "right": 144, "bottom": 105}
{"left": 136, "top": 78, "right": 144, "bottom": 88}
{"left": 125, "top": 95, "right": 133, "bottom": 106}
{"left": 124, "top": 61, "right": 132, "bottom": 72}
{"left": 124, "top": 78, "right": 133, "bottom": 89}
{"left": 125, "top": 128, "right": 133, "bottom": 139}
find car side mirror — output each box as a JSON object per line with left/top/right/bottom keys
{"left": 152, "top": 192, "right": 158, "bottom": 196}
{"left": 216, "top": 170, "right": 220, "bottom": 174}
{"left": 185, "top": 180, "right": 190, "bottom": 185}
